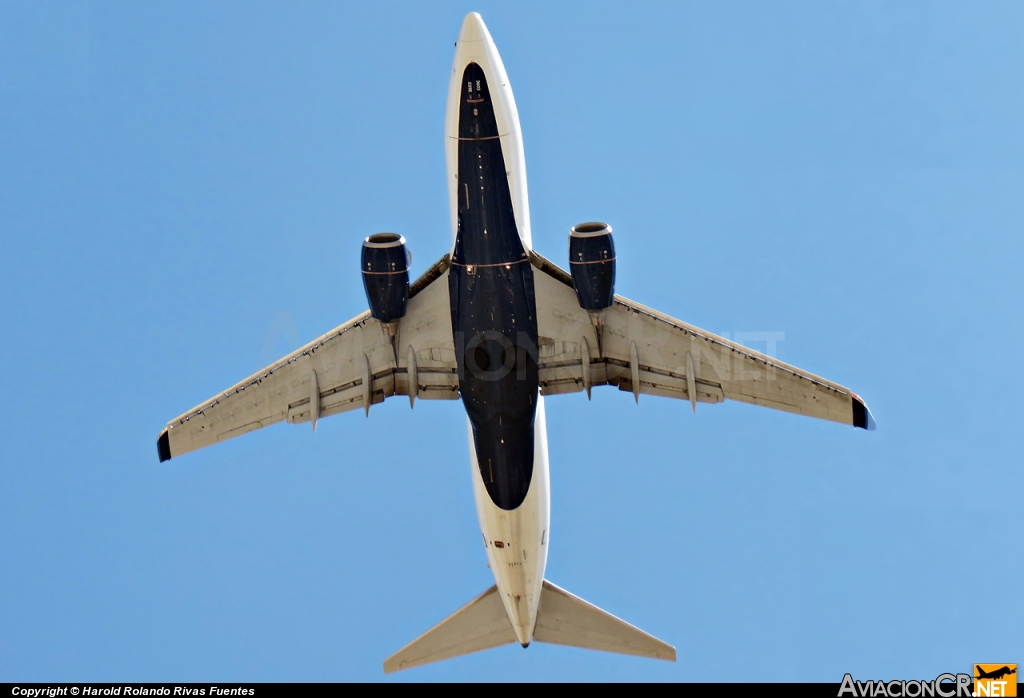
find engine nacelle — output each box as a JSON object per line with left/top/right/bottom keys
{"left": 569, "top": 222, "right": 616, "bottom": 311}
{"left": 361, "top": 233, "right": 410, "bottom": 324}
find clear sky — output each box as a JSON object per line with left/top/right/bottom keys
{"left": 1, "top": 1, "right": 1022, "bottom": 683}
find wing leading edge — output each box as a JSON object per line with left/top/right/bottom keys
{"left": 529, "top": 251, "right": 875, "bottom": 430}
{"left": 156, "top": 255, "right": 458, "bottom": 462}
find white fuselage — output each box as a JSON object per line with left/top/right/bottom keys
{"left": 444, "top": 13, "right": 550, "bottom": 646}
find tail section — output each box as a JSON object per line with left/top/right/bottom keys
{"left": 534, "top": 580, "right": 676, "bottom": 661}
{"left": 383, "top": 585, "right": 516, "bottom": 673}
{"left": 383, "top": 580, "right": 675, "bottom": 672}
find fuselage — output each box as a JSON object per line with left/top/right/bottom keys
{"left": 444, "top": 13, "right": 550, "bottom": 646}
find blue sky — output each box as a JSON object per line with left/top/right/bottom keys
{"left": 1, "top": 1, "right": 1022, "bottom": 682}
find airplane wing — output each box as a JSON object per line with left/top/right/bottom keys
{"left": 529, "top": 251, "right": 874, "bottom": 429}
{"left": 156, "top": 255, "right": 459, "bottom": 461}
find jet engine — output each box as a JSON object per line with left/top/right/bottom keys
{"left": 568, "top": 222, "right": 616, "bottom": 311}
{"left": 361, "top": 233, "right": 410, "bottom": 325}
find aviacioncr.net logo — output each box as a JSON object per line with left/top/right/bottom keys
{"left": 839, "top": 673, "right": 973, "bottom": 698}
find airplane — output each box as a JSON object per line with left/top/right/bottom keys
{"left": 155, "top": 12, "right": 875, "bottom": 673}
{"left": 976, "top": 666, "right": 1017, "bottom": 681}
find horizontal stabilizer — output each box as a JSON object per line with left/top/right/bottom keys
{"left": 534, "top": 580, "right": 676, "bottom": 661}
{"left": 383, "top": 585, "right": 516, "bottom": 673}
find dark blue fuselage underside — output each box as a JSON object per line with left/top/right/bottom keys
{"left": 448, "top": 63, "right": 539, "bottom": 511}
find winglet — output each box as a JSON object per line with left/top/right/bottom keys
{"left": 851, "top": 394, "right": 876, "bottom": 431}
{"left": 157, "top": 429, "right": 172, "bottom": 462}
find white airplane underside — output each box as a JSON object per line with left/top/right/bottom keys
{"left": 156, "top": 13, "right": 874, "bottom": 673}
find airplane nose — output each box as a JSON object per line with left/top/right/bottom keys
{"left": 458, "top": 12, "right": 490, "bottom": 44}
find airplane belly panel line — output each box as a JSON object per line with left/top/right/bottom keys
{"left": 156, "top": 11, "right": 874, "bottom": 673}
